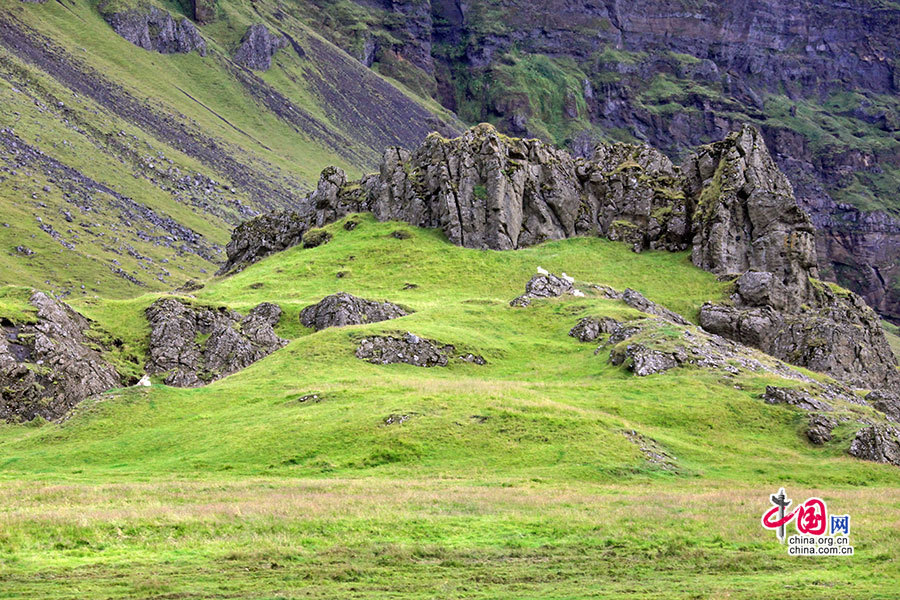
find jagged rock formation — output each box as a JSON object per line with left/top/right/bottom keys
{"left": 355, "top": 332, "right": 484, "bottom": 367}
{"left": 233, "top": 24, "right": 286, "bottom": 71}
{"left": 226, "top": 123, "right": 898, "bottom": 391}
{"left": 701, "top": 276, "right": 899, "bottom": 390}
{"left": 220, "top": 211, "right": 308, "bottom": 274}
{"left": 145, "top": 298, "right": 286, "bottom": 387}
{"left": 300, "top": 293, "right": 410, "bottom": 330}
{"left": 868, "top": 390, "right": 900, "bottom": 422}
{"left": 763, "top": 387, "right": 835, "bottom": 412}
{"left": 102, "top": 7, "right": 207, "bottom": 56}
{"left": 0, "top": 292, "right": 121, "bottom": 422}
{"left": 849, "top": 426, "right": 900, "bottom": 467}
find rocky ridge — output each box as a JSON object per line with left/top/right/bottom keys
{"left": 145, "top": 297, "right": 287, "bottom": 387}
{"left": 233, "top": 24, "right": 286, "bottom": 71}
{"left": 226, "top": 124, "right": 899, "bottom": 391}
{"left": 102, "top": 7, "right": 207, "bottom": 56}
{"left": 0, "top": 292, "right": 121, "bottom": 422}
{"left": 300, "top": 293, "right": 410, "bottom": 331}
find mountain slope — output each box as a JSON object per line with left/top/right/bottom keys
{"left": 0, "top": 0, "right": 460, "bottom": 297}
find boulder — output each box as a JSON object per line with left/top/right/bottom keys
{"left": 806, "top": 415, "right": 836, "bottom": 445}
{"left": 762, "top": 386, "right": 833, "bottom": 412}
{"left": 233, "top": 24, "right": 287, "bottom": 71}
{"left": 868, "top": 390, "right": 900, "bottom": 422}
{"left": 300, "top": 293, "right": 410, "bottom": 331}
{"left": 145, "top": 297, "right": 287, "bottom": 387}
{"left": 0, "top": 292, "right": 121, "bottom": 422}
{"left": 192, "top": 0, "right": 216, "bottom": 24}
{"left": 848, "top": 426, "right": 900, "bottom": 466}
{"left": 355, "top": 332, "right": 484, "bottom": 367}
{"left": 569, "top": 316, "right": 624, "bottom": 343}
{"left": 103, "top": 7, "right": 207, "bottom": 56}
{"left": 510, "top": 273, "right": 575, "bottom": 307}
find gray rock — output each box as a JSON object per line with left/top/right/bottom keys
{"left": 868, "top": 390, "right": 900, "bottom": 422}
{"left": 806, "top": 415, "right": 836, "bottom": 445}
{"left": 355, "top": 332, "right": 484, "bottom": 368}
{"left": 103, "top": 7, "right": 207, "bottom": 56}
{"left": 763, "top": 386, "right": 833, "bottom": 412}
{"left": 510, "top": 273, "right": 575, "bottom": 307}
{"left": 848, "top": 426, "right": 900, "bottom": 466}
{"left": 300, "top": 293, "right": 410, "bottom": 331}
{"left": 145, "top": 297, "right": 287, "bottom": 387}
{"left": 621, "top": 288, "right": 690, "bottom": 325}
{"left": 233, "top": 24, "right": 286, "bottom": 71}
{"left": 569, "top": 316, "right": 623, "bottom": 342}
{"left": 0, "top": 292, "right": 121, "bottom": 422}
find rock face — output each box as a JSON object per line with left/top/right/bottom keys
{"left": 300, "top": 293, "right": 410, "bottom": 330}
{"left": 226, "top": 124, "right": 899, "bottom": 391}
{"left": 145, "top": 298, "right": 287, "bottom": 387}
{"left": 219, "top": 211, "right": 309, "bottom": 274}
{"left": 191, "top": 0, "right": 216, "bottom": 24}
{"left": 233, "top": 24, "right": 286, "bottom": 71}
{"left": 0, "top": 292, "right": 121, "bottom": 422}
{"left": 103, "top": 7, "right": 207, "bottom": 56}
{"left": 849, "top": 426, "right": 900, "bottom": 466}
{"left": 355, "top": 332, "right": 484, "bottom": 367}
{"left": 700, "top": 275, "right": 899, "bottom": 390}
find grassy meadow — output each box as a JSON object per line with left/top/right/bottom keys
{"left": 1, "top": 216, "right": 898, "bottom": 598}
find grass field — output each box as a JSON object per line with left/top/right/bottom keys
{"left": 1, "top": 216, "right": 898, "bottom": 598}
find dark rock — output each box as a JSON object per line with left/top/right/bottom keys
{"left": 300, "top": 293, "right": 410, "bottom": 331}
{"left": 355, "top": 332, "right": 483, "bottom": 368}
{"left": 806, "top": 415, "right": 836, "bottom": 445}
{"left": 848, "top": 426, "right": 900, "bottom": 466}
{"left": 301, "top": 228, "right": 331, "bottom": 249}
{"left": 103, "top": 7, "right": 207, "bottom": 56}
{"left": 610, "top": 343, "right": 681, "bottom": 376}
{"left": 511, "top": 273, "right": 576, "bottom": 307}
{"left": 569, "top": 316, "right": 624, "bottom": 343}
{"left": 868, "top": 390, "right": 900, "bottom": 422}
{"left": 0, "top": 292, "right": 121, "bottom": 422}
{"left": 219, "top": 210, "right": 309, "bottom": 274}
{"left": 233, "top": 24, "right": 286, "bottom": 71}
{"left": 191, "top": 0, "right": 216, "bottom": 24}
{"left": 391, "top": 230, "right": 412, "bottom": 239}
{"left": 145, "top": 297, "right": 287, "bottom": 387}
{"left": 621, "top": 288, "right": 690, "bottom": 325}
{"left": 14, "top": 245, "right": 33, "bottom": 256}
{"left": 763, "top": 386, "right": 833, "bottom": 412}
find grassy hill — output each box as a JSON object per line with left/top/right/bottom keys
{"left": 0, "top": 216, "right": 897, "bottom": 598}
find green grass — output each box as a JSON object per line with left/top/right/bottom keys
{"left": 0, "top": 216, "right": 897, "bottom": 598}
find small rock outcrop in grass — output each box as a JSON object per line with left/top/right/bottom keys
{"left": 849, "top": 426, "right": 900, "bottom": 466}
{"left": 102, "top": 7, "right": 207, "bottom": 56}
{"left": 355, "top": 332, "right": 484, "bottom": 368}
{"left": 233, "top": 24, "right": 286, "bottom": 71}
{"left": 510, "top": 273, "right": 576, "bottom": 307}
{"left": 0, "top": 292, "right": 121, "bottom": 422}
{"left": 300, "top": 293, "right": 410, "bottom": 331}
{"left": 145, "top": 298, "right": 287, "bottom": 387}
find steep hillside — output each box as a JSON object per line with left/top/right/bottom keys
{"left": 292, "top": 0, "right": 900, "bottom": 324}
{"left": 0, "top": 0, "right": 460, "bottom": 297}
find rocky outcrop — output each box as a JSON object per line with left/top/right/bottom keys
{"left": 510, "top": 273, "right": 578, "bottom": 307}
{"left": 700, "top": 275, "right": 899, "bottom": 390}
{"left": 219, "top": 211, "right": 308, "bottom": 274}
{"left": 300, "top": 293, "right": 410, "bottom": 330}
{"left": 227, "top": 124, "right": 898, "bottom": 390}
{"left": 763, "top": 386, "right": 834, "bottom": 412}
{"left": 0, "top": 292, "right": 121, "bottom": 422}
{"left": 233, "top": 24, "right": 286, "bottom": 71}
{"left": 355, "top": 332, "right": 484, "bottom": 367}
{"left": 145, "top": 298, "right": 286, "bottom": 387}
{"left": 103, "top": 7, "right": 207, "bottom": 56}
{"left": 849, "top": 426, "right": 900, "bottom": 466}
{"left": 191, "top": 0, "right": 216, "bottom": 24}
